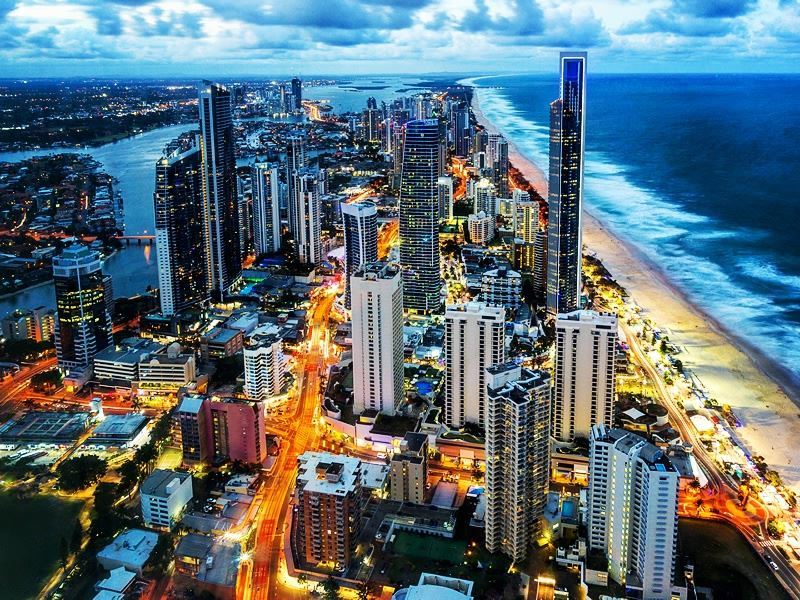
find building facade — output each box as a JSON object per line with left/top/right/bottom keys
{"left": 155, "top": 139, "right": 208, "bottom": 316}
{"left": 341, "top": 201, "right": 378, "bottom": 309}
{"left": 468, "top": 212, "right": 495, "bottom": 245}
{"left": 53, "top": 245, "right": 113, "bottom": 374}
{"left": 389, "top": 432, "right": 428, "bottom": 504}
{"left": 290, "top": 171, "right": 322, "bottom": 265}
{"left": 251, "top": 162, "right": 281, "bottom": 255}
{"left": 399, "top": 119, "right": 443, "bottom": 313}
{"left": 588, "top": 425, "right": 680, "bottom": 600}
{"left": 480, "top": 268, "right": 522, "bottom": 311}
{"left": 552, "top": 310, "right": 617, "bottom": 443}
{"left": 295, "top": 452, "right": 364, "bottom": 571}
{"left": 141, "top": 469, "right": 193, "bottom": 530}
{"left": 351, "top": 262, "right": 405, "bottom": 416}
{"left": 485, "top": 363, "right": 551, "bottom": 563}
{"left": 444, "top": 302, "right": 505, "bottom": 428}
{"left": 546, "top": 52, "right": 587, "bottom": 315}
{"left": 199, "top": 81, "right": 241, "bottom": 298}
{"left": 243, "top": 332, "right": 285, "bottom": 403}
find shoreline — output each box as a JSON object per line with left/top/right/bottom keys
{"left": 469, "top": 84, "right": 800, "bottom": 492}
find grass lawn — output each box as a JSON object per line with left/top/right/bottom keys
{"left": 393, "top": 531, "right": 466, "bottom": 563}
{"left": 679, "top": 518, "right": 791, "bottom": 600}
{"left": 0, "top": 491, "right": 83, "bottom": 599}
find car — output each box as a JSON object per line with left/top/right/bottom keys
{"left": 770, "top": 560, "right": 779, "bottom": 571}
{"left": 376, "top": 452, "right": 387, "bottom": 460}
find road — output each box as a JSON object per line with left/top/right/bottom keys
{"left": 618, "top": 316, "right": 800, "bottom": 598}
{"left": 245, "top": 286, "right": 339, "bottom": 600}
{"left": 0, "top": 356, "right": 57, "bottom": 411}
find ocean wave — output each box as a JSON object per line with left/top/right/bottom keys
{"left": 738, "top": 259, "right": 800, "bottom": 292}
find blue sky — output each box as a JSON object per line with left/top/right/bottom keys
{"left": 0, "top": 0, "right": 799, "bottom": 77}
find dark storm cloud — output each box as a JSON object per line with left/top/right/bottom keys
{"left": 459, "top": 0, "right": 545, "bottom": 36}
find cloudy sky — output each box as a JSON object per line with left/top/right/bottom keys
{"left": 0, "top": 0, "right": 798, "bottom": 77}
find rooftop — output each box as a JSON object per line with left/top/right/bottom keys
{"left": 177, "top": 394, "right": 206, "bottom": 415}
{"left": 97, "top": 529, "right": 159, "bottom": 570}
{"left": 297, "top": 451, "right": 362, "bottom": 496}
{"left": 141, "top": 469, "right": 192, "bottom": 498}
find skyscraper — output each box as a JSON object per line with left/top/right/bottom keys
{"left": 588, "top": 425, "right": 680, "bottom": 600}
{"left": 512, "top": 188, "right": 538, "bottom": 243}
{"left": 341, "top": 201, "right": 378, "bottom": 309}
{"left": 552, "top": 310, "right": 617, "bottom": 443}
{"left": 291, "top": 77, "right": 302, "bottom": 110}
{"left": 351, "top": 262, "right": 404, "bottom": 416}
{"left": 490, "top": 135, "right": 509, "bottom": 197}
{"left": 251, "top": 162, "right": 281, "bottom": 255}
{"left": 444, "top": 302, "right": 505, "bottom": 428}
{"left": 53, "top": 246, "right": 113, "bottom": 374}
{"left": 399, "top": 118, "right": 443, "bottom": 313}
{"left": 452, "top": 104, "right": 471, "bottom": 157}
{"left": 290, "top": 171, "right": 322, "bottom": 265}
{"left": 285, "top": 132, "right": 307, "bottom": 230}
{"left": 199, "top": 81, "right": 241, "bottom": 299}
{"left": 547, "top": 52, "right": 587, "bottom": 315}
{"left": 154, "top": 138, "right": 208, "bottom": 316}
{"left": 485, "top": 363, "right": 551, "bottom": 563}
{"left": 474, "top": 178, "right": 496, "bottom": 215}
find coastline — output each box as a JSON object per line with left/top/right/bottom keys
{"left": 469, "top": 85, "right": 800, "bottom": 492}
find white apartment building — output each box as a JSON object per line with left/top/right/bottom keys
{"left": 243, "top": 329, "right": 285, "bottom": 403}
{"left": 140, "top": 469, "right": 193, "bottom": 530}
{"left": 389, "top": 431, "right": 428, "bottom": 504}
{"left": 437, "top": 176, "right": 453, "bottom": 221}
{"left": 588, "top": 425, "right": 680, "bottom": 600}
{"left": 473, "top": 178, "right": 496, "bottom": 215}
{"left": 444, "top": 302, "right": 505, "bottom": 428}
{"left": 485, "top": 363, "right": 551, "bottom": 563}
{"left": 512, "top": 189, "right": 539, "bottom": 243}
{"left": 468, "top": 212, "right": 495, "bottom": 245}
{"left": 480, "top": 267, "right": 523, "bottom": 311}
{"left": 552, "top": 310, "right": 618, "bottom": 442}
{"left": 351, "top": 262, "right": 405, "bottom": 416}
{"left": 291, "top": 171, "right": 322, "bottom": 265}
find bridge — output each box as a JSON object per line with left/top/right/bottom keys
{"left": 114, "top": 235, "right": 156, "bottom": 246}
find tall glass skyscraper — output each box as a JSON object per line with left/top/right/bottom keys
{"left": 154, "top": 136, "right": 208, "bottom": 316}
{"left": 546, "top": 52, "right": 587, "bottom": 316}
{"left": 53, "top": 245, "right": 113, "bottom": 373}
{"left": 199, "top": 81, "right": 241, "bottom": 299}
{"left": 399, "top": 118, "right": 443, "bottom": 313}
{"left": 342, "top": 201, "right": 378, "bottom": 309}
{"left": 291, "top": 77, "right": 302, "bottom": 110}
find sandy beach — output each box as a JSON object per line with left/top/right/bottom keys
{"left": 471, "top": 89, "right": 800, "bottom": 493}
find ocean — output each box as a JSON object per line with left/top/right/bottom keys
{"left": 466, "top": 73, "right": 800, "bottom": 382}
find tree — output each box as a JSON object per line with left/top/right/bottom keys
{"left": 70, "top": 518, "right": 83, "bottom": 554}
{"left": 320, "top": 576, "right": 341, "bottom": 600}
{"left": 56, "top": 455, "right": 108, "bottom": 492}
{"left": 145, "top": 533, "right": 174, "bottom": 577}
{"left": 297, "top": 573, "right": 308, "bottom": 590}
{"left": 673, "top": 359, "right": 683, "bottom": 374}
{"left": 31, "top": 368, "right": 63, "bottom": 392}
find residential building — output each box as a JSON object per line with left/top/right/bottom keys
{"left": 474, "top": 178, "right": 495, "bottom": 215}
{"left": 512, "top": 189, "right": 539, "bottom": 243}
{"left": 1, "top": 306, "right": 55, "bottom": 342}
{"left": 399, "top": 119, "right": 443, "bottom": 313}
{"left": 351, "top": 262, "right": 404, "bottom": 416}
{"left": 53, "top": 245, "right": 113, "bottom": 374}
{"left": 290, "top": 171, "right": 322, "bottom": 265}
{"left": 488, "top": 134, "right": 509, "bottom": 197}
{"left": 468, "top": 212, "right": 494, "bottom": 245}
{"left": 243, "top": 330, "right": 285, "bottom": 403}
{"left": 141, "top": 469, "right": 193, "bottom": 530}
{"left": 155, "top": 138, "right": 208, "bottom": 316}
{"left": 208, "top": 397, "right": 267, "bottom": 464}
{"left": 199, "top": 81, "right": 241, "bottom": 298}
{"left": 480, "top": 268, "right": 523, "bottom": 311}
{"left": 392, "top": 574, "right": 474, "bottom": 600}
{"left": 552, "top": 310, "right": 617, "bottom": 443}
{"left": 452, "top": 104, "right": 472, "bottom": 157}
{"left": 389, "top": 432, "right": 428, "bottom": 503}
{"left": 177, "top": 394, "right": 211, "bottom": 464}
{"left": 251, "top": 162, "right": 281, "bottom": 255}
{"left": 294, "top": 452, "right": 364, "bottom": 571}
{"left": 444, "top": 302, "right": 505, "bottom": 428}
{"left": 437, "top": 175, "right": 453, "bottom": 221}
{"left": 285, "top": 133, "right": 307, "bottom": 223}
{"left": 341, "top": 201, "right": 378, "bottom": 309}
{"left": 485, "top": 363, "right": 551, "bottom": 563}
{"left": 588, "top": 425, "right": 680, "bottom": 600}
{"left": 547, "top": 52, "right": 587, "bottom": 315}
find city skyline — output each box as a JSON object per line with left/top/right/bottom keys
{"left": 1, "top": 1, "right": 800, "bottom": 77}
